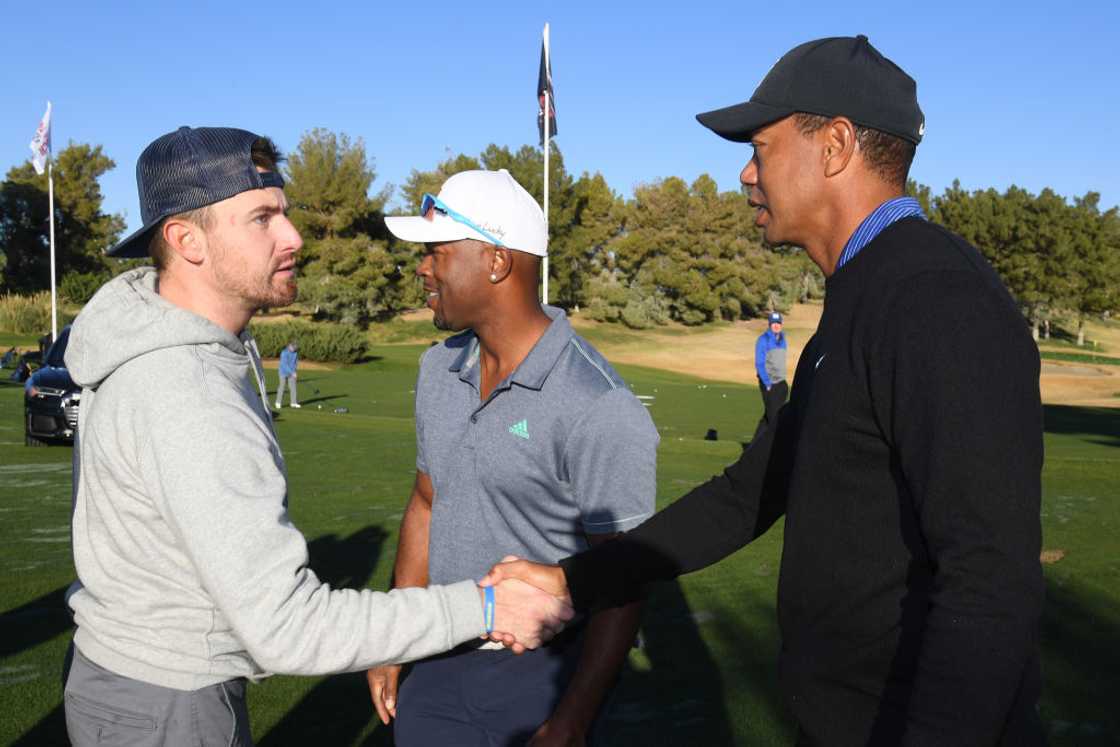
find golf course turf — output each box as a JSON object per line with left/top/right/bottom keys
{"left": 0, "top": 342, "right": 1116, "bottom": 745}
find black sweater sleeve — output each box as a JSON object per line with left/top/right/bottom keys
{"left": 872, "top": 270, "right": 1044, "bottom": 745}
{"left": 560, "top": 402, "right": 794, "bottom": 611}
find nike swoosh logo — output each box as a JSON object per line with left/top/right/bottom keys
{"left": 815, "top": 353, "right": 827, "bottom": 370}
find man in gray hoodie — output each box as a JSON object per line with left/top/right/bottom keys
{"left": 62, "top": 126, "right": 571, "bottom": 746}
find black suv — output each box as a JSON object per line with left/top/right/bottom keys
{"left": 24, "top": 326, "right": 80, "bottom": 446}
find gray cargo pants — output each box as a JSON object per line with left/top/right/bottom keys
{"left": 275, "top": 374, "right": 298, "bottom": 407}
{"left": 65, "top": 645, "right": 253, "bottom": 746}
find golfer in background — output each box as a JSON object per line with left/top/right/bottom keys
{"left": 275, "top": 340, "right": 300, "bottom": 408}
{"left": 753, "top": 310, "right": 787, "bottom": 438}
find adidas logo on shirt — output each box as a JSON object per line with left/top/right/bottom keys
{"left": 508, "top": 419, "right": 529, "bottom": 440}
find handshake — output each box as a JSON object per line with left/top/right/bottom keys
{"left": 476, "top": 555, "right": 572, "bottom": 653}
{"left": 368, "top": 556, "right": 574, "bottom": 726}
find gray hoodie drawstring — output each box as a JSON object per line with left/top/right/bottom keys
{"left": 243, "top": 336, "right": 277, "bottom": 438}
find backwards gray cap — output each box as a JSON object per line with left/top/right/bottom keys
{"left": 107, "top": 126, "right": 284, "bottom": 259}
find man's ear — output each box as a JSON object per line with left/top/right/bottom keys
{"left": 163, "top": 218, "right": 206, "bottom": 265}
{"left": 823, "top": 116, "right": 858, "bottom": 178}
{"left": 489, "top": 245, "right": 513, "bottom": 284}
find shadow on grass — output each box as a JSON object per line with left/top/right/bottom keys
{"left": 1042, "top": 405, "right": 1120, "bottom": 449}
{"left": 11, "top": 705, "right": 65, "bottom": 746}
{"left": 0, "top": 585, "right": 72, "bottom": 659}
{"left": 1040, "top": 576, "right": 1120, "bottom": 745}
{"left": 4, "top": 588, "right": 72, "bottom": 745}
{"left": 305, "top": 526, "right": 390, "bottom": 591}
{"left": 256, "top": 526, "right": 391, "bottom": 745}
{"left": 258, "top": 670, "right": 394, "bottom": 747}
{"left": 297, "top": 394, "right": 348, "bottom": 408}
{"left": 597, "top": 579, "right": 755, "bottom": 745}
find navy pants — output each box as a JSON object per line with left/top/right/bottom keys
{"left": 395, "top": 630, "right": 589, "bottom": 747}
{"left": 753, "top": 379, "right": 788, "bottom": 441}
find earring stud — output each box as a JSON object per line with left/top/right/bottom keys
{"left": 490, "top": 273, "right": 498, "bottom": 283}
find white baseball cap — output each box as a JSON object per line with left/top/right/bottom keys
{"left": 385, "top": 169, "right": 548, "bottom": 256}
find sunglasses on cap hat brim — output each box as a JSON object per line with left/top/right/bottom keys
{"left": 419, "top": 193, "right": 505, "bottom": 248}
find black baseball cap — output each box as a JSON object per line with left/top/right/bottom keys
{"left": 106, "top": 126, "right": 284, "bottom": 258}
{"left": 696, "top": 35, "right": 924, "bottom": 145}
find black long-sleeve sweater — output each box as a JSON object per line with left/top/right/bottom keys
{"left": 562, "top": 218, "right": 1045, "bottom": 746}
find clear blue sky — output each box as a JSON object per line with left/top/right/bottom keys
{"left": 3, "top": 0, "right": 1117, "bottom": 238}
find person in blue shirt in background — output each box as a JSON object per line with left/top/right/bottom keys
{"left": 276, "top": 341, "right": 301, "bottom": 408}
{"left": 753, "top": 311, "right": 787, "bottom": 439}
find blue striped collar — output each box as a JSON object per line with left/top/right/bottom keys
{"left": 835, "top": 197, "right": 926, "bottom": 271}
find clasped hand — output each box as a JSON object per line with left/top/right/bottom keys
{"left": 368, "top": 558, "right": 573, "bottom": 724}
{"left": 478, "top": 555, "right": 573, "bottom": 654}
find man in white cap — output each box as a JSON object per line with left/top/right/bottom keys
{"left": 368, "top": 169, "right": 659, "bottom": 745}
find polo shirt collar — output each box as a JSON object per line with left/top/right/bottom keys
{"left": 446, "top": 305, "right": 573, "bottom": 392}
{"left": 509, "top": 306, "right": 573, "bottom": 391}
{"left": 448, "top": 335, "right": 482, "bottom": 390}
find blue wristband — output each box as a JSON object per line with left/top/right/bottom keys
{"left": 483, "top": 586, "right": 495, "bottom": 633}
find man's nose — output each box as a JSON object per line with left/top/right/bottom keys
{"left": 279, "top": 215, "right": 303, "bottom": 254}
{"left": 740, "top": 158, "right": 758, "bottom": 187}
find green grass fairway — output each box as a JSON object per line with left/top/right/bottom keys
{"left": 1, "top": 344, "right": 1117, "bottom": 745}
{"left": 1040, "top": 350, "right": 1120, "bottom": 366}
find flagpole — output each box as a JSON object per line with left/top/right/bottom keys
{"left": 48, "top": 160, "right": 58, "bottom": 341}
{"left": 542, "top": 22, "right": 551, "bottom": 306}
{"left": 30, "top": 101, "right": 57, "bottom": 341}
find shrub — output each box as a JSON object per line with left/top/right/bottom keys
{"left": 620, "top": 291, "right": 670, "bottom": 330}
{"left": 585, "top": 297, "right": 620, "bottom": 323}
{"left": 585, "top": 272, "right": 670, "bottom": 330}
{"left": 0, "top": 292, "right": 76, "bottom": 334}
{"left": 584, "top": 272, "right": 631, "bottom": 324}
{"left": 60, "top": 272, "right": 109, "bottom": 305}
{"left": 249, "top": 320, "right": 369, "bottom": 363}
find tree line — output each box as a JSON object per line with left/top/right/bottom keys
{"left": 1, "top": 131, "right": 1117, "bottom": 341}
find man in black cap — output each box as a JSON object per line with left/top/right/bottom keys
{"left": 61, "top": 127, "right": 571, "bottom": 745}
{"left": 485, "top": 36, "right": 1044, "bottom": 745}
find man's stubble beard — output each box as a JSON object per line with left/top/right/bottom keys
{"left": 211, "top": 235, "right": 297, "bottom": 310}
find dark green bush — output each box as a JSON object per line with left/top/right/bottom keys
{"left": 60, "top": 272, "right": 110, "bottom": 305}
{"left": 249, "top": 320, "right": 368, "bottom": 363}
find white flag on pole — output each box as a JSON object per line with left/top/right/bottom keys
{"left": 29, "top": 101, "right": 52, "bottom": 176}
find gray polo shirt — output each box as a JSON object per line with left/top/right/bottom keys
{"left": 416, "top": 306, "right": 659, "bottom": 586}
